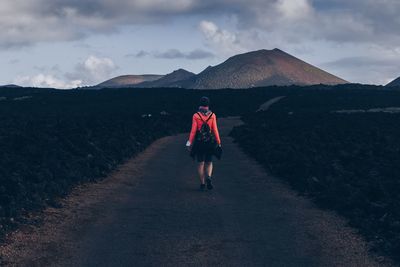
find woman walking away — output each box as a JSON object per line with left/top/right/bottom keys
{"left": 186, "top": 96, "right": 222, "bottom": 191}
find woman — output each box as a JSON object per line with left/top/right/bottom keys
{"left": 186, "top": 96, "right": 222, "bottom": 191}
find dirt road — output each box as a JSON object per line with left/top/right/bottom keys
{"left": 0, "top": 117, "right": 390, "bottom": 266}
{"left": 257, "top": 96, "right": 286, "bottom": 112}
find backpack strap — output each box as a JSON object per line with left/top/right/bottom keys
{"left": 206, "top": 112, "right": 214, "bottom": 122}
{"left": 196, "top": 112, "right": 203, "bottom": 122}
{"left": 196, "top": 112, "right": 213, "bottom": 123}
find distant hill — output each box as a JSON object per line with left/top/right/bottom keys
{"left": 386, "top": 77, "right": 400, "bottom": 87}
{"left": 0, "top": 84, "right": 22, "bottom": 88}
{"left": 96, "top": 49, "right": 348, "bottom": 89}
{"left": 181, "top": 49, "right": 348, "bottom": 89}
{"left": 96, "top": 75, "right": 163, "bottom": 88}
{"left": 137, "top": 69, "right": 195, "bottom": 88}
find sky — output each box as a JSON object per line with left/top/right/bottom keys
{"left": 0, "top": 0, "right": 400, "bottom": 88}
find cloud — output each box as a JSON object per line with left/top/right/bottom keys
{"left": 14, "top": 55, "right": 117, "bottom": 88}
{"left": 250, "top": 0, "right": 400, "bottom": 45}
{"left": 154, "top": 49, "right": 214, "bottom": 59}
{"left": 1, "top": 0, "right": 400, "bottom": 49}
{"left": 199, "top": 20, "right": 244, "bottom": 55}
{"left": 156, "top": 49, "right": 185, "bottom": 59}
{"left": 322, "top": 55, "right": 400, "bottom": 85}
{"left": 127, "top": 49, "right": 214, "bottom": 59}
{"left": 185, "top": 49, "right": 215, "bottom": 59}
{"left": 0, "top": 0, "right": 202, "bottom": 48}
{"left": 14, "top": 74, "right": 82, "bottom": 89}
{"left": 276, "top": 0, "right": 314, "bottom": 20}
{"left": 66, "top": 55, "right": 117, "bottom": 85}
{"left": 126, "top": 50, "right": 150, "bottom": 58}
{"left": 324, "top": 57, "right": 398, "bottom": 69}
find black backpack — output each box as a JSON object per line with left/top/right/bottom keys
{"left": 196, "top": 112, "right": 215, "bottom": 144}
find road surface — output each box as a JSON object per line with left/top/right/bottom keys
{"left": 0, "top": 117, "right": 390, "bottom": 267}
{"left": 257, "top": 96, "right": 286, "bottom": 112}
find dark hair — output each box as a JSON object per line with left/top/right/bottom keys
{"left": 199, "top": 96, "right": 210, "bottom": 107}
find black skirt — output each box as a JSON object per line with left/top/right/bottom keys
{"left": 190, "top": 140, "right": 221, "bottom": 161}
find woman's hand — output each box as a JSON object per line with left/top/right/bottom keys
{"left": 186, "top": 141, "right": 192, "bottom": 152}
{"left": 215, "top": 144, "right": 223, "bottom": 159}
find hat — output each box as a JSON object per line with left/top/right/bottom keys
{"left": 199, "top": 96, "right": 210, "bottom": 107}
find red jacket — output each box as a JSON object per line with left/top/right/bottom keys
{"left": 189, "top": 112, "right": 221, "bottom": 145}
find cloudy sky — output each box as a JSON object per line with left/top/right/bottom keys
{"left": 0, "top": 0, "right": 399, "bottom": 88}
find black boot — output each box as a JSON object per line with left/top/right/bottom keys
{"left": 200, "top": 183, "right": 206, "bottom": 191}
{"left": 206, "top": 177, "right": 213, "bottom": 190}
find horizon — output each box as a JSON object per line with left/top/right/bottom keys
{"left": 1, "top": 0, "right": 399, "bottom": 88}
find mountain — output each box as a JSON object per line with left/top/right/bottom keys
{"left": 181, "top": 49, "right": 348, "bottom": 89}
{"left": 96, "top": 48, "right": 348, "bottom": 89}
{"left": 386, "top": 77, "right": 400, "bottom": 87}
{"left": 136, "top": 69, "right": 195, "bottom": 88}
{"left": 97, "top": 74, "right": 163, "bottom": 88}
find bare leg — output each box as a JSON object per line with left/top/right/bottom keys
{"left": 205, "top": 162, "right": 213, "bottom": 178}
{"left": 198, "top": 162, "right": 205, "bottom": 184}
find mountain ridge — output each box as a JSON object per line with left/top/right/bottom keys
{"left": 96, "top": 48, "right": 348, "bottom": 89}
{"left": 0, "top": 84, "right": 22, "bottom": 88}
{"left": 181, "top": 49, "right": 347, "bottom": 89}
{"left": 386, "top": 77, "right": 400, "bottom": 87}
{"left": 97, "top": 74, "right": 164, "bottom": 88}
{"left": 136, "top": 69, "right": 195, "bottom": 88}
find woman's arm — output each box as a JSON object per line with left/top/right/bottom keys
{"left": 187, "top": 114, "right": 198, "bottom": 146}
{"left": 212, "top": 114, "right": 221, "bottom": 145}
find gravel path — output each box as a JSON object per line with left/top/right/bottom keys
{"left": 0, "top": 117, "right": 392, "bottom": 267}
